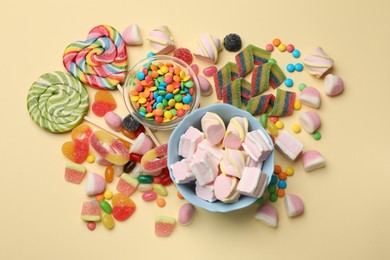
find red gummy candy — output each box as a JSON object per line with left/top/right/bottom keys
{"left": 173, "top": 48, "right": 193, "bottom": 65}
{"left": 112, "top": 205, "right": 135, "bottom": 221}
{"left": 92, "top": 90, "right": 117, "bottom": 117}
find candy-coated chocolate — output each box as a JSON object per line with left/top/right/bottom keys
{"left": 102, "top": 214, "right": 115, "bottom": 229}
{"left": 99, "top": 200, "right": 113, "bottom": 214}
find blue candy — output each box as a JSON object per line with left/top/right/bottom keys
{"left": 284, "top": 78, "right": 294, "bottom": 87}
{"left": 286, "top": 63, "right": 295, "bottom": 73}
{"left": 165, "top": 93, "right": 174, "bottom": 100}
{"left": 156, "top": 96, "right": 163, "bottom": 103}
{"left": 295, "top": 63, "right": 304, "bottom": 72}
{"left": 182, "top": 95, "right": 192, "bottom": 104}
{"left": 136, "top": 71, "right": 145, "bottom": 80}
{"left": 278, "top": 180, "right": 287, "bottom": 189}
{"left": 292, "top": 49, "right": 301, "bottom": 58}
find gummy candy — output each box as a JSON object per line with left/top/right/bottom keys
{"left": 80, "top": 201, "right": 101, "bottom": 221}
{"left": 92, "top": 90, "right": 117, "bottom": 117}
{"left": 61, "top": 124, "right": 92, "bottom": 163}
{"left": 140, "top": 143, "right": 168, "bottom": 171}
{"left": 155, "top": 216, "right": 176, "bottom": 237}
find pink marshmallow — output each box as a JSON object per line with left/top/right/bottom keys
{"left": 85, "top": 172, "right": 106, "bottom": 196}
{"left": 299, "top": 86, "right": 321, "bottom": 108}
{"left": 219, "top": 149, "right": 246, "bottom": 178}
{"left": 302, "top": 150, "right": 326, "bottom": 172}
{"left": 192, "top": 150, "right": 218, "bottom": 185}
{"left": 130, "top": 133, "right": 154, "bottom": 155}
{"left": 214, "top": 174, "right": 241, "bottom": 203}
{"left": 275, "top": 131, "right": 304, "bottom": 161}
{"left": 255, "top": 204, "right": 278, "bottom": 228}
{"left": 147, "top": 25, "right": 175, "bottom": 54}
{"left": 198, "top": 75, "right": 213, "bottom": 96}
{"left": 237, "top": 167, "right": 268, "bottom": 198}
{"left": 122, "top": 24, "right": 143, "bottom": 46}
{"left": 104, "top": 111, "right": 123, "bottom": 132}
{"left": 246, "top": 156, "right": 263, "bottom": 169}
{"left": 195, "top": 181, "right": 217, "bottom": 202}
{"left": 242, "top": 129, "right": 273, "bottom": 162}
{"left": 302, "top": 47, "right": 334, "bottom": 78}
{"left": 196, "top": 139, "right": 224, "bottom": 166}
{"left": 193, "top": 33, "right": 222, "bottom": 64}
{"left": 223, "top": 117, "right": 248, "bottom": 149}
{"left": 299, "top": 111, "right": 321, "bottom": 133}
{"left": 201, "top": 112, "right": 225, "bottom": 145}
{"left": 178, "top": 126, "right": 204, "bottom": 159}
{"left": 170, "top": 159, "right": 195, "bottom": 184}
{"left": 324, "top": 74, "right": 344, "bottom": 96}
{"left": 284, "top": 193, "right": 304, "bottom": 217}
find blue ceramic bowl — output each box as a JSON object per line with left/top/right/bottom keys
{"left": 168, "top": 103, "right": 274, "bottom": 213}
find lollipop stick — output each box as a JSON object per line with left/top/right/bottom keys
{"left": 117, "top": 84, "right": 161, "bottom": 146}
{"left": 84, "top": 115, "right": 134, "bottom": 144}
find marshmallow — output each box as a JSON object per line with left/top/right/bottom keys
{"left": 193, "top": 33, "right": 222, "bottom": 64}
{"left": 302, "top": 47, "right": 334, "bottom": 78}
{"left": 85, "top": 172, "right": 106, "bottom": 196}
{"left": 104, "top": 111, "right": 123, "bottom": 132}
{"left": 284, "top": 193, "right": 304, "bottom": 217}
{"left": 130, "top": 133, "right": 154, "bottom": 155}
{"left": 219, "top": 149, "right": 246, "bottom": 178}
{"left": 201, "top": 112, "right": 225, "bottom": 145}
{"left": 195, "top": 181, "right": 217, "bottom": 202}
{"left": 223, "top": 116, "right": 248, "bottom": 149}
{"left": 178, "top": 126, "right": 204, "bottom": 159}
{"left": 170, "top": 159, "right": 195, "bottom": 184}
{"left": 192, "top": 150, "right": 218, "bottom": 186}
{"left": 147, "top": 25, "right": 175, "bottom": 54}
{"left": 242, "top": 129, "right": 273, "bottom": 162}
{"left": 122, "top": 24, "right": 143, "bottom": 46}
{"left": 237, "top": 167, "right": 268, "bottom": 198}
{"left": 299, "top": 86, "right": 321, "bottom": 108}
{"left": 246, "top": 156, "right": 263, "bottom": 169}
{"left": 299, "top": 111, "right": 321, "bottom": 133}
{"left": 197, "top": 139, "right": 224, "bottom": 166}
{"left": 198, "top": 75, "right": 213, "bottom": 96}
{"left": 255, "top": 204, "right": 278, "bottom": 228}
{"left": 302, "top": 150, "right": 326, "bottom": 172}
{"left": 275, "top": 131, "right": 304, "bottom": 161}
{"left": 324, "top": 74, "right": 344, "bottom": 96}
{"left": 214, "top": 174, "right": 241, "bottom": 203}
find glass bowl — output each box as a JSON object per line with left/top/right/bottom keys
{"left": 123, "top": 55, "right": 200, "bottom": 131}
{"left": 167, "top": 103, "right": 275, "bottom": 213}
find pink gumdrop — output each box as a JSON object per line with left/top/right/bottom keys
{"left": 203, "top": 66, "right": 218, "bottom": 77}
{"left": 265, "top": 44, "right": 274, "bottom": 52}
{"left": 190, "top": 64, "right": 199, "bottom": 75}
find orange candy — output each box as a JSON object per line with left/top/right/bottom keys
{"left": 177, "top": 191, "right": 184, "bottom": 200}
{"left": 92, "top": 90, "right": 117, "bottom": 117}
{"left": 274, "top": 165, "right": 282, "bottom": 174}
{"left": 112, "top": 193, "right": 136, "bottom": 207}
{"left": 121, "top": 128, "right": 137, "bottom": 139}
{"left": 96, "top": 194, "right": 105, "bottom": 202}
{"left": 156, "top": 198, "right": 166, "bottom": 207}
{"left": 278, "top": 172, "right": 287, "bottom": 180}
{"left": 272, "top": 38, "right": 281, "bottom": 47}
{"left": 276, "top": 189, "right": 285, "bottom": 197}
{"left": 105, "top": 166, "right": 115, "bottom": 183}
{"left": 166, "top": 84, "right": 174, "bottom": 93}
{"left": 62, "top": 123, "right": 92, "bottom": 163}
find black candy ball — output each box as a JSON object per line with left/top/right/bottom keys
{"left": 223, "top": 33, "right": 242, "bottom": 52}
{"left": 122, "top": 114, "right": 140, "bottom": 132}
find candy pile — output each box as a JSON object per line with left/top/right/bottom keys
{"left": 170, "top": 112, "right": 273, "bottom": 203}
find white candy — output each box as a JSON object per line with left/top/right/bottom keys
{"left": 299, "top": 86, "right": 321, "bottom": 108}
{"left": 324, "top": 74, "right": 344, "bottom": 96}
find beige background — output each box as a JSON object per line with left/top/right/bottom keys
{"left": 2, "top": 0, "right": 390, "bottom": 259}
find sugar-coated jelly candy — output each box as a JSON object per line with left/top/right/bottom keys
{"left": 140, "top": 143, "right": 168, "bottom": 171}
{"left": 112, "top": 205, "right": 135, "bottom": 221}
{"left": 155, "top": 216, "right": 176, "bottom": 237}
{"left": 62, "top": 123, "right": 92, "bottom": 163}
{"left": 102, "top": 214, "right": 115, "bottom": 229}
{"left": 89, "top": 130, "right": 130, "bottom": 166}
{"left": 92, "top": 90, "right": 117, "bottom": 117}
{"left": 112, "top": 193, "right": 135, "bottom": 207}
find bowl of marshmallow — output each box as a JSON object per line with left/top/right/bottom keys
{"left": 168, "top": 103, "right": 274, "bottom": 212}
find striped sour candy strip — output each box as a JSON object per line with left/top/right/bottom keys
{"left": 27, "top": 71, "right": 89, "bottom": 133}
{"left": 63, "top": 25, "right": 128, "bottom": 90}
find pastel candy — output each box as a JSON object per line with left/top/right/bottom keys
{"left": 299, "top": 111, "right": 321, "bottom": 133}
{"left": 237, "top": 167, "right": 268, "bottom": 198}
{"left": 85, "top": 172, "right": 106, "bottom": 196}
{"left": 192, "top": 150, "right": 218, "bottom": 186}
{"left": 27, "top": 71, "right": 89, "bottom": 133}
{"left": 194, "top": 33, "right": 222, "bottom": 64}
{"left": 197, "top": 139, "right": 224, "bottom": 166}
{"left": 299, "top": 87, "right": 321, "bottom": 108}
{"left": 214, "top": 174, "right": 241, "bottom": 203}
{"left": 201, "top": 112, "right": 225, "bottom": 146}
{"left": 275, "top": 131, "right": 304, "bottom": 161}
{"left": 246, "top": 156, "right": 263, "bottom": 169}
{"left": 302, "top": 47, "right": 334, "bottom": 78}
{"left": 122, "top": 24, "right": 143, "bottom": 46}
{"left": 198, "top": 75, "right": 213, "bottom": 96}
{"left": 284, "top": 193, "right": 304, "bottom": 217}
{"left": 178, "top": 203, "right": 196, "bottom": 225}
{"left": 242, "top": 129, "right": 273, "bottom": 162}
{"left": 147, "top": 25, "right": 175, "bottom": 55}
{"left": 64, "top": 162, "right": 87, "bottom": 184}
{"left": 178, "top": 126, "right": 204, "bottom": 158}
{"left": 80, "top": 201, "right": 101, "bottom": 221}
{"left": 302, "top": 150, "right": 326, "bottom": 172}
{"left": 220, "top": 149, "right": 246, "bottom": 178}
{"left": 130, "top": 133, "right": 154, "bottom": 155}
{"left": 116, "top": 173, "right": 139, "bottom": 196}
{"left": 195, "top": 181, "right": 217, "bottom": 202}
{"left": 170, "top": 159, "right": 195, "bottom": 184}
{"left": 104, "top": 111, "right": 123, "bottom": 132}
{"left": 223, "top": 117, "right": 248, "bottom": 149}
{"left": 324, "top": 74, "right": 344, "bottom": 96}
{"left": 255, "top": 204, "right": 278, "bottom": 228}
{"left": 155, "top": 216, "right": 176, "bottom": 237}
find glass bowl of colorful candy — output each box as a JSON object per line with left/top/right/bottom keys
{"left": 167, "top": 103, "right": 275, "bottom": 213}
{"left": 123, "top": 55, "right": 200, "bottom": 131}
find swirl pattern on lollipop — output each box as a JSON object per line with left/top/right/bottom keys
{"left": 63, "top": 25, "right": 128, "bottom": 90}
{"left": 27, "top": 71, "right": 89, "bottom": 133}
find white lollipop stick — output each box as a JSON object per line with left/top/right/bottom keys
{"left": 117, "top": 84, "right": 161, "bottom": 146}
{"left": 84, "top": 116, "right": 134, "bottom": 144}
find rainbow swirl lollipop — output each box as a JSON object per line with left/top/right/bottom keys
{"left": 63, "top": 25, "right": 128, "bottom": 90}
